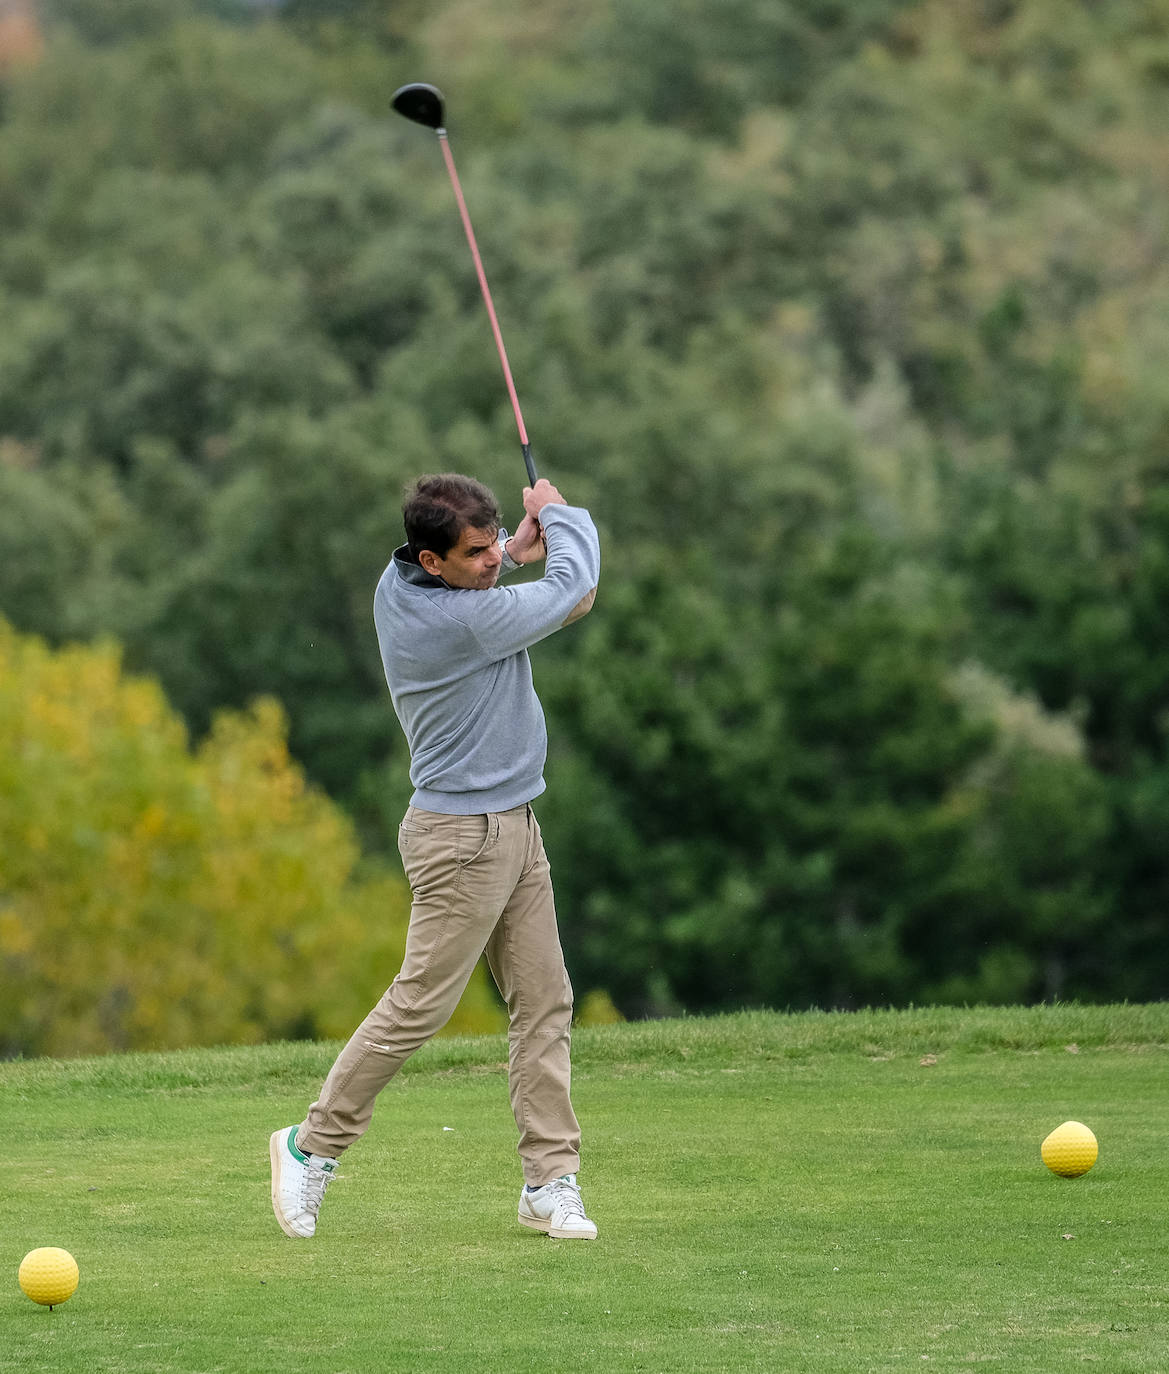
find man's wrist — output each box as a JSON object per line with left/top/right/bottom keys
{"left": 499, "top": 530, "right": 519, "bottom": 571}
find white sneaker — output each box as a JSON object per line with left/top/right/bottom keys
{"left": 269, "top": 1126, "right": 338, "bottom": 1238}
{"left": 517, "top": 1174, "right": 598, "bottom": 1240}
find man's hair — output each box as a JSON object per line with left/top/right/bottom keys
{"left": 403, "top": 474, "right": 502, "bottom": 558}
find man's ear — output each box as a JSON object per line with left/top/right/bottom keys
{"left": 418, "top": 549, "right": 444, "bottom": 576}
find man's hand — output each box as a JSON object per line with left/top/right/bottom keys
{"left": 505, "top": 480, "right": 568, "bottom": 566}
{"left": 522, "top": 479, "right": 568, "bottom": 520}
{"left": 505, "top": 512, "right": 545, "bottom": 565}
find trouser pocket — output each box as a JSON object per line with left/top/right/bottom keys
{"left": 458, "top": 812, "right": 499, "bottom": 867}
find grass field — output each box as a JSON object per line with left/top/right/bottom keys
{"left": 5, "top": 1003, "right": 1168, "bottom": 1372}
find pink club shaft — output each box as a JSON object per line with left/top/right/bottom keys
{"left": 438, "top": 132, "right": 537, "bottom": 483}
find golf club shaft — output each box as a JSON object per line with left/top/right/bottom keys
{"left": 438, "top": 132, "right": 538, "bottom": 486}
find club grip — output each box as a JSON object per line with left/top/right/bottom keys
{"left": 521, "top": 443, "right": 538, "bottom": 485}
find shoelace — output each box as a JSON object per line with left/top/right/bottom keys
{"left": 543, "top": 1178, "right": 586, "bottom": 1220}
{"left": 299, "top": 1162, "right": 335, "bottom": 1217}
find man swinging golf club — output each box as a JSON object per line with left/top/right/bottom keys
{"left": 270, "top": 472, "right": 601, "bottom": 1240}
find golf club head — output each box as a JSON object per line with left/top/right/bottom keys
{"left": 391, "top": 83, "right": 446, "bottom": 131}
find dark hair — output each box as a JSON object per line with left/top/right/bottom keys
{"left": 403, "top": 474, "right": 502, "bottom": 558}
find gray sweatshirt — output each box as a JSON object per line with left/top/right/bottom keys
{"left": 373, "top": 503, "right": 601, "bottom": 814}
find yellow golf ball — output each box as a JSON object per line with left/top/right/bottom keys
{"left": 18, "top": 1247, "right": 79, "bottom": 1308}
{"left": 1041, "top": 1120, "right": 1098, "bottom": 1178}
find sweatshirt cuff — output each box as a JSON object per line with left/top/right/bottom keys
{"left": 498, "top": 528, "right": 520, "bottom": 575}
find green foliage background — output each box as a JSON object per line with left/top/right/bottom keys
{"left": 1, "top": 0, "right": 1167, "bottom": 1046}
{"left": 0, "top": 619, "right": 504, "bottom": 1055}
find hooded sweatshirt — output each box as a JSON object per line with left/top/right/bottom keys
{"left": 373, "top": 503, "right": 600, "bottom": 815}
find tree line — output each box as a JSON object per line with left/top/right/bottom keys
{"left": 0, "top": 0, "right": 1166, "bottom": 1051}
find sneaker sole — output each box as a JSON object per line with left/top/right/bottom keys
{"left": 269, "top": 1129, "right": 311, "bottom": 1239}
{"left": 518, "top": 1209, "right": 598, "bottom": 1240}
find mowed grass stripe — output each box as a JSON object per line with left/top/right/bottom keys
{"left": 5, "top": 1001, "right": 1167, "bottom": 1099}
{"left": 5, "top": 1004, "right": 1168, "bottom": 1373}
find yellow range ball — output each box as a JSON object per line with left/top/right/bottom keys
{"left": 18, "top": 1247, "right": 80, "bottom": 1308}
{"left": 1041, "top": 1120, "right": 1099, "bottom": 1178}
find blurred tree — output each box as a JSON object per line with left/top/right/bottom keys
{"left": 0, "top": 620, "right": 502, "bottom": 1058}
{"left": 564, "top": 0, "right": 916, "bottom": 138}
{"left": 537, "top": 525, "right": 1116, "bottom": 1015}
{"left": 1, "top": 0, "right": 1168, "bottom": 1023}
{"left": 43, "top": 0, "right": 261, "bottom": 46}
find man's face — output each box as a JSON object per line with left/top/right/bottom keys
{"left": 421, "top": 523, "right": 503, "bottom": 590}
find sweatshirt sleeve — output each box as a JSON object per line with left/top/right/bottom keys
{"left": 447, "top": 505, "right": 600, "bottom": 662}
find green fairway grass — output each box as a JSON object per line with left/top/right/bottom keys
{"left": 5, "top": 1003, "right": 1168, "bottom": 1372}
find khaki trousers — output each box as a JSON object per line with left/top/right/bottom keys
{"left": 298, "top": 803, "right": 581, "bottom": 1187}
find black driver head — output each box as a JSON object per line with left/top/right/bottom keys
{"left": 391, "top": 83, "right": 446, "bottom": 131}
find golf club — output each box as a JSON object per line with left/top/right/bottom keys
{"left": 391, "top": 82, "right": 538, "bottom": 486}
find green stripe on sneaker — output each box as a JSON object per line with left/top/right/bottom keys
{"left": 287, "top": 1128, "right": 309, "bottom": 1163}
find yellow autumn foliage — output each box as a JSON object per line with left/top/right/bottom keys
{"left": 0, "top": 620, "right": 504, "bottom": 1058}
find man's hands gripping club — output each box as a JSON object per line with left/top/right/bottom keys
{"left": 504, "top": 479, "right": 565, "bottom": 565}
{"left": 504, "top": 480, "right": 596, "bottom": 626}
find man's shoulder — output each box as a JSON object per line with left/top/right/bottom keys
{"left": 375, "top": 558, "right": 396, "bottom": 592}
